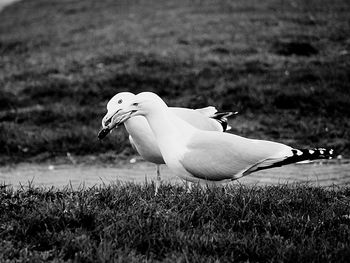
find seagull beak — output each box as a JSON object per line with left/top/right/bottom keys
{"left": 98, "top": 104, "right": 138, "bottom": 140}
{"left": 98, "top": 110, "right": 121, "bottom": 140}
{"left": 110, "top": 108, "right": 136, "bottom": 126}
{"left": 100, "top": 107, "right": 134, "bottom": 130}
{"left": 101, "top": 110, "right": 121, "bottom": 130}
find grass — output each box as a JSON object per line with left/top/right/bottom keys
{"left": 1, "top": 2, "right": 349, "bottom": 261}
{"left": 0, "top": 0, "right": 349, "bottom": 163}
{"left": 0, "top": 183, "right": 349, "bottom": 262}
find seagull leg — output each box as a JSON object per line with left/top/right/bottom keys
{"left": 155, "top": 164, "right": 161, "bottom": 196}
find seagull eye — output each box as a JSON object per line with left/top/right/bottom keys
{"left": 132, "top": 103, "right": 139, "bottom": 106}
{"left": 118, "top": 99, "right": 123, "bottom": 104}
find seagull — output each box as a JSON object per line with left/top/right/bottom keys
{"left": 99, "top": 92, "right": 236, "bottom": 192}
{"left": 108, "top": 92, "right": 334, "bottom": 186}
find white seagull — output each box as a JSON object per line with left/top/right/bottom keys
{"left": 108, "top": 92, "right": 334, "bottom": 185}
{"left": 99, "top": 92, "right": 235, "bottom": 190}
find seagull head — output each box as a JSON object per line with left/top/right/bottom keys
{"left": 101, "top": 92, "right": 136, "bottom": 130}
{"left": 109, "top": 92, "right": 168, "bottom": 125}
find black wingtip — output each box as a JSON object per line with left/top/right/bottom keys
{"left": 242, "top": 147, "right": 335, "bottom": 177}
{"left": 296, "top": 148, "right": 335, "bottom": 160}
{"left": 212, "top": 111, "right": 238, "bottom": 120}
{"left": 281, "top": 148, "right": 335, "bottom": 166}
{"left": 211, "top": 111, "right": 238, "bottom": 132}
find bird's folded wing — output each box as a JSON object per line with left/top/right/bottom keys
{"left": 170, "top": 107, "right": 221, "bottom": 131}
{"left": 242, "top": 157, "right": 290, "bottom": 176}
{"left": 194, "top": 106, "right": 218, "bottom": 117}
{"left": 179, "top": 132, "right": 291, "bottom": 181}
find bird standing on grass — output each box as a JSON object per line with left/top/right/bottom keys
{"left": 99, "top": 92, "right": 235, "bottom": 193}
{"left": 108, "top": 92, "right": 334, "bottom": 185}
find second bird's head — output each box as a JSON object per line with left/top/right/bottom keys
{"left": 102, "top": 92, "right": 167, "bottom": 130}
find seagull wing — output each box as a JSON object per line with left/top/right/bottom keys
{"left": 194, "top": 106, "right": 218, "bottom": 116}
{"left": 170, "top": 107, "right": 235, "bottom": 132}
{"left": 170, "top": 107, "right": 222, "bottom": 131}
{"left": 179, "top": 131, "right": 292, "bottom": 181}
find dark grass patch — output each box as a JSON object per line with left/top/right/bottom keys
{"left": 0, "top": 90, "right": 19, "bottom": 110}
{"left": 0, "top": 121, "right": 129, "bottom": 163}
{"left": 0, "top": 184, "right": 349, "bottom": 262}
{"left": 271, "top": 41, "right": 319, "bottom": 56}
{"left": 0, "top": 40, "right": 29, "bottom": 54}
{"left": 0, "top": 38, "right": 49, "bottom": 55}
{"left": 0, "top": 0, "right": 349, "bottom": 162}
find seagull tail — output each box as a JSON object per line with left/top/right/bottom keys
{"left": 210, "top": 111, "right": 238, "bottom": 132}
{"left": 242, "top": 148, "right": 334, "bottom": 176}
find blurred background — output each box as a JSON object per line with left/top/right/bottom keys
{"left": 0, "top": 0, "right": 349, "bottom": 164}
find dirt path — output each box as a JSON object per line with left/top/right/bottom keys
{"left": 0, "top": 159, "right": 349, "bottom": 189}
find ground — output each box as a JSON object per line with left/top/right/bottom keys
{"left": 0, "top": 2, "right": 349, "bottom": 260}
{"left": 1, "top": 159, "right": 349, "bottom": 189}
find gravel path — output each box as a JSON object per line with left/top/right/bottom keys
{"left": 0, "top": 159, "right": 349, "bottom": 189}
